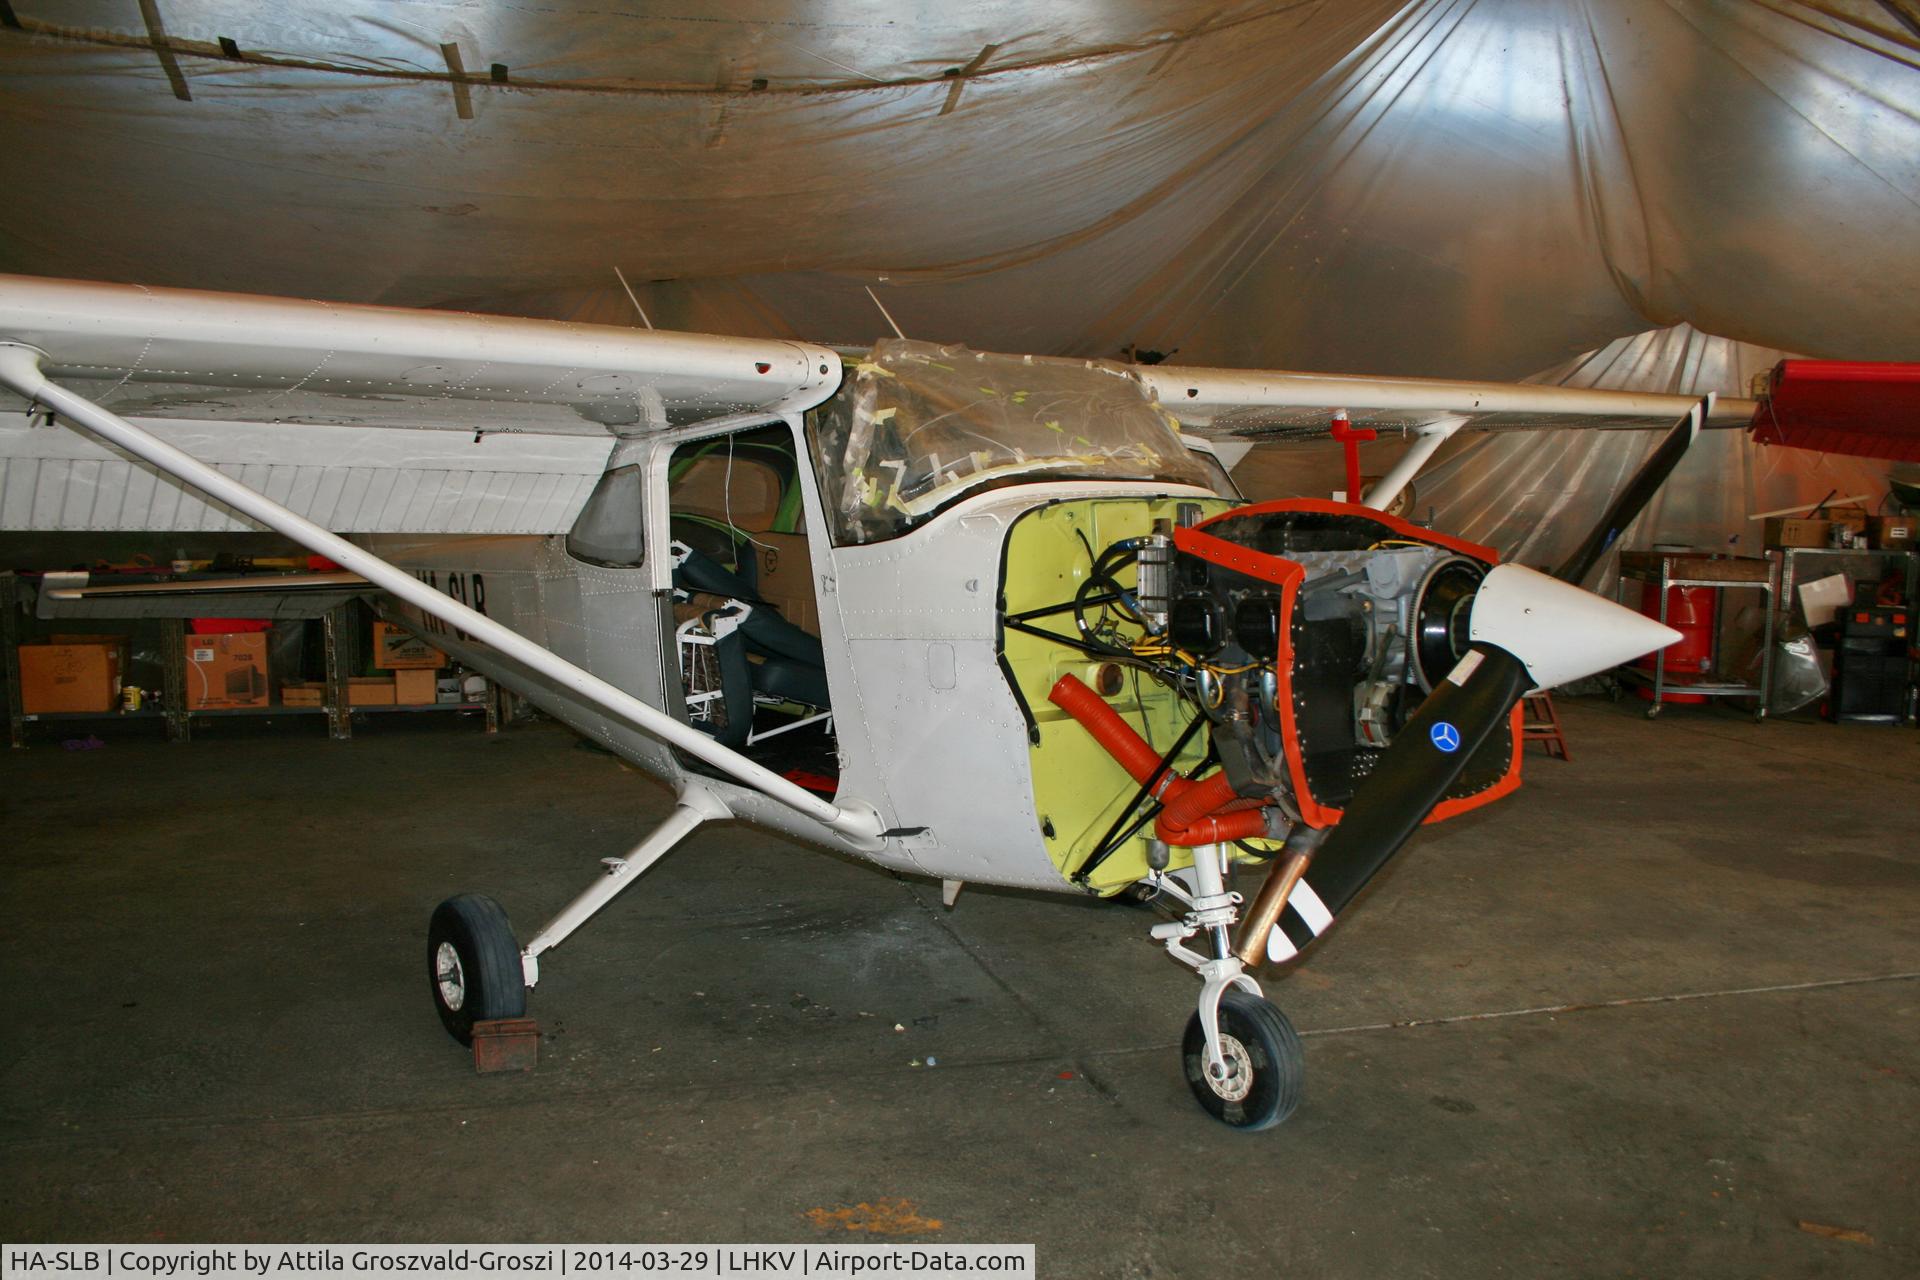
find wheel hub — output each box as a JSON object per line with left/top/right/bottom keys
{"left": 435, "top": 941, "right": 467, "bottom": 1012}
{"left": 1205, "top": 1033, "right": 1254, "bottom": 1102}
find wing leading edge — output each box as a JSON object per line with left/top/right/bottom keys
{"left": 0, "top": 274, "right": 843, "bottom": 431}
{"left": 1132, "top": 364, "right": 1759, "bottom": 441}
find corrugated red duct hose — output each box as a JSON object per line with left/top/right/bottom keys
{"left": 1048, "top": 673, "right": 1271, "bottom": 846}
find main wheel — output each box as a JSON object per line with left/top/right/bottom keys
{"left": 1182, "top": 990, "right": 1304, "bottom": 1131}
{"left": 427, "top": 894, "right": 527, "bottom": 1045}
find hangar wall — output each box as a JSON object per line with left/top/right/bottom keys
{"left": 0, "top": 1, "right": 1913, "bottom": 378}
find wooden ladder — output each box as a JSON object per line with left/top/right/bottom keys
{"left": 1521, "top": 691, "right": 1571, "bottom": 761}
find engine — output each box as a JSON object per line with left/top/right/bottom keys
{"left": 1087, "top": 503, "right": 1501, "bottom": 824}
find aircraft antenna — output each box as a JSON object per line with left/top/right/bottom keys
{"left": 612, "top": 266, "right": 654, "bottom": 330}
{"left": 864, "top": 285, "right": 907, "bottom": 341}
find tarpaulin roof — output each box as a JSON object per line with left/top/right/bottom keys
{"left": 1, "top": 1, "right": 1915, "bottom": 383}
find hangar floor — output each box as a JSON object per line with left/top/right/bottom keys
{"left": 1, "top": 700, "right": 1915, "bottom": 1276}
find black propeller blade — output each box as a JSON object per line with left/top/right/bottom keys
{"left": 1252, "top": 396, "right": 1714, "bottom": 963}
{"left": 1265, "top": 643, "right": 1532, "bottom": 958}
{"left": 1555, "top": 393, "right": 1713, "bottom": 586}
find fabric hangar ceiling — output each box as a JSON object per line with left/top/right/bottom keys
{"left": 0, "top": 1, "right": 1915, "bottom": 384}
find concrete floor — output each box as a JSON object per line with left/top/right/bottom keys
{"left": 1, "top": 699, "right": 1915, "bottom": 1276}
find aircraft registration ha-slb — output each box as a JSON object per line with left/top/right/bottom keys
{"left": 5, "top": 275, "right": 1908, "bottom": 1130}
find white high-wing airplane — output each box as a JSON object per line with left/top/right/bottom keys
{"left": 1, "top": 275, "right": 1778, "bottom": 1129}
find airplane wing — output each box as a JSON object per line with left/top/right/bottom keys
{"left": 0, "top": 274, "right": 842, "bottom": 534}
{"left": 1132, "top": 363, "right": 1760, "bottom": 441}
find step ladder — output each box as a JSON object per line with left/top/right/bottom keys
{"left": 1521, "top": 691, "right": 1571, "bottom": 761}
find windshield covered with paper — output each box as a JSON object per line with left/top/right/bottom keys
{"left": 809, "top": 339, "right": 1211, "bottom": 544}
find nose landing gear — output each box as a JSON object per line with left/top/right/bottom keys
{"left": 1144, "top": 842, "right": 1307, "bottom": 1131}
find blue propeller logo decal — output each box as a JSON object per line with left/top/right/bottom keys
{"left": 1429, "top": 721, "right": 1462, "bottom": 753}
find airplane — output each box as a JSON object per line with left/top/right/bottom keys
{"left": 1, "top": 274, "right": 1906, "bottom": 1131}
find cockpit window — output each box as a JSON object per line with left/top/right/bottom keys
{"left": 565, "top": 464, "right": 645, "bottom": 567}
{"left": 808, "top": 339, "right": 1212, "bottom": 545}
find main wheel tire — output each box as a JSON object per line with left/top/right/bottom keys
{"left": 428, "top": 894, "right": 527, "bottom": 1045}
{"left": 1182, "top": 990, "right": 1304, "bottom": 1131}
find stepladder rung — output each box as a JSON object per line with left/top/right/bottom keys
{"left": 1521, "top": 691, "right": 1571, "bottom": 761}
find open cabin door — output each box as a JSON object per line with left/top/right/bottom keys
{"left": 656, "top": 419, "right": 839, "bottom": 798}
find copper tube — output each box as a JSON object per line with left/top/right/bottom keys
{"left": 1233, "top": 851, "right": 1312, "bottom": 967}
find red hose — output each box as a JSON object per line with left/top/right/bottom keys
{"left": 1047, "top": 673, "right": 1165, "bottom": 785}
{"left": 1048, "top": 673, "right": 1272, "bottom": 846}
{"left": 1164, "top": 806, "right": 1271, "bottom": 846}
{"left": 1157, "top": 769, "right": 1235, "bottom": 828}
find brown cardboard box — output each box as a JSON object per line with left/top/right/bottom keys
{"left": 1827, "top": 504, "right": 1870, "bottom": 535}
{"left": 372, "top": 621, "right": 445, "bottom": 669}
{"left": 393, "top": 668, "right": 437, "bottom": 705}
{"left": 1763, "top": 517, "right": 1833, "bottom": 549}
{"left": 750, "top": 532, "right": 821, "bottom": 635}
{"left": 1868, "top": 515, "right": 1915, "bottom": 550}
{"left": 279, "top": 682, "right": 325, "bottom": 708}
{"left": 348, "top": 676, "right": 396, "bottom": 707}
{"left": 50, "top": 633, "right": 132, "bottom": 649}
{"left": 17, "top": 642, "right": 123, "bottom": 713}
{"left": 184, "top": 632, "right": 269, "bottom": 709}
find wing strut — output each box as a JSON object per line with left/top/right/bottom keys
{"left": 1361, "top": 416, "right": 1464, "bottom": 512}
{"left": 0, "top": 343, "right": 885, "bottom": 849}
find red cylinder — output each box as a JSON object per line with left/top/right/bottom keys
{"left": 1636, "top": 583, "right": 1716, "bottom": 703}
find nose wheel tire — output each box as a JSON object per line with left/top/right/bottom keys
{"left": 1182, "top": 990, "right": 1304, "bottom": 1131}
{"left": 428, "top": 893, "right": 527, "bottom": 1045}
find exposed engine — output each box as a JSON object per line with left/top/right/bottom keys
{"left": 1053, "top": 503, "right": 1506, "bottom": 849}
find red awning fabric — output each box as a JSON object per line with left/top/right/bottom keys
{"left": 1750, "top": 361, "right": 1920, "bottom": 463}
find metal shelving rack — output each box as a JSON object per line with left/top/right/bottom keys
{"left": 1774, "top": 546, "right": 1919, "bottom": 726}
{"left": 1614, "top": 552, "right": 1778, "bottom": 719}
{"left": 1774, "top": 547, "right": 1919, "bottom": 632}
{"left": 4, "top": 572, "right": 501, "bottom": 747}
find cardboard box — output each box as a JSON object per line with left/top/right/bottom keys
{"left": 1827, "top": 504, "right": 1870, "bottom": 535}
{"left": 348, "top": 677, "right": 396, "bottom": 707}
{"left": 372, "top": 621, "right": 445, "bottom": 670}
{"left": 1765, "top": 504, "right": 1873, "bottom": 548}
{"left": 1764, "top": 517, "right": 1833, "bottom": 549}
{"left": 1868, "top": 516, "right": 1914, "bottom": 550}
{"left": 279, "top": 682, "right": 325, "bottom": 708}
{"left": 49, "top": 633, "right": 132, "bottom": 649}
{"left": 750, "top": 532, "right": 821, "bottom": 635}
{"left": 17, "top": 642, "right": 123, "bottom": 713}
{"left": 185, "top": 632, "right": 269, "bottom": 709}
{"left": 394, "top": 668, "right": 437, "bottom": 705}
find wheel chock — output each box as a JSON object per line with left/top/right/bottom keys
{"left": 471, "top": 1017, "right": 540, "bottom": 1073}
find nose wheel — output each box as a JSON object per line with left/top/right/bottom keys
{"left": 1182, "top": 990, "right": 1304, "bottom": 1131}
{"left": 428, "top": 893, "right": 527, "bottom": 1044}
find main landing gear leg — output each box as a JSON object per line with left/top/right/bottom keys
{"left": 427, "top": 782, "right": 731, "bottom": 1049}
{"left": 1147, "top": 843, "right": 1306, "bottom": 1131}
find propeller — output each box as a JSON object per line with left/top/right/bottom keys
{"left": 1244, "top": 397, "right": 1711, "bottom": 964}
{"left": 1556, "top": 393, "right": 1713, "bottom": 586}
